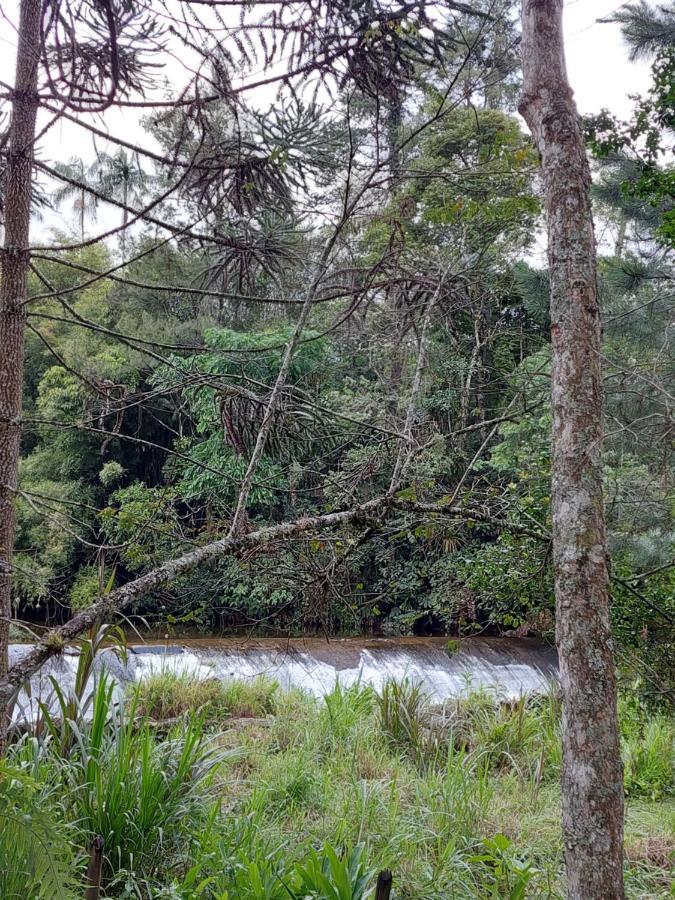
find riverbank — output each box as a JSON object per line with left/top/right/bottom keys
{"left": 3, "top": 667, "right": 673, "bottom": 898}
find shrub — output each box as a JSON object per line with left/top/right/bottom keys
{"left": 470, "top": 833, "right": 539, "bottom": 900}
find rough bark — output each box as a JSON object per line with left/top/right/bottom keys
{"left": 0, "top": 0, "right": 41, "bottom": 746}
{"left": 519, "top": 2, "right": 625, "bottom": 898}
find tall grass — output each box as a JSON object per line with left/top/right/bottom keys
{"left": 53, "top": 676, "right": 226, "bottom": 892}
{"left": 133, "top": 670, "right": 278, "bottom": 721}
{"left": 622, "top": 715, "right": 674, "bottom": 800}
{"left": 0, "top": 762, "right": 77, "bottom": 899}
{"left": 376, "top": 677, "right": 434, "bottom": 765}
{"left": 7, "top": 668, "right": 673, "bottom": 898}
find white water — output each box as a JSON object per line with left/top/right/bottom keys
{"left": 9, "top": 636, "right": 558, "bottom": 725}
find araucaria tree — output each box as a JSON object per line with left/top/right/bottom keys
{"left": 0, "top": 0, "right": 41, "bottom": 741}
{"left": 520, "top": 1, "right": 625, "bottom": 897}
{"left": 0, "top": 0, "right": 673, "bottom": 893}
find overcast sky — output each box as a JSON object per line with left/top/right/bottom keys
{"left": 0, "top": 0, "right": 652, "bottom": 240}
{"left": 563, "top": 0, "right": 650, "bottom": 116}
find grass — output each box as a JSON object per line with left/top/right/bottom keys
{"left": 62, "top": 677, "right": 225, "bottom": 892}
{"left": 0, "top": 762, "right": 77, "bottom": 898}
{"left": 211, "top": 680, "right": 673, "bottom": 899}
{"left": 132, "top": 669, "right": 279, "bottom": 720}
{"left": 6, "top": 674, "right": 674, "bottom": 898}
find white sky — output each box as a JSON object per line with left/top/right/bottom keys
{"left": 0, "top": 0, "right": 652, "bottom": 239}
{"left": 562, "top": 0, "right": 650, "bottom": 116}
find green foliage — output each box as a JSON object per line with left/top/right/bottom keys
{"left": 68, "top": 565, "right": 102, "bottom": 610}
{"left": 50, "top": 677, "right": 225, "bottom": 892}
{"left": 7, "top": 676, "right": 674, "bottom": 898}
{"left": 470, "top": 833, "right": 539, "bottom": 900}
{"left": 100, "top": 482, "right": 180, "bottom": 570}
{"left": 585, "top": 24, "right": 674, "bottom": 248}
{"left": 619, "top": 694, "right": 675, "bottom": 800}
{"left": 14, "top": 474, "right": 93, "bottom": 608}
{"left": 623, "top": 717, "right": 674, "bottom": 800}
{"left": 0, "top": 763, "right": 77, "bottom": 899}
{"left": 99, "top": 460, "right": 126, "bottom": 487}
{"left": 291, "top": 844, "right": 374, "bottom": 900}
{"left": 133, "top": 672, "right": 278, "bottom": 721}
{"left": 13, "top": 3, "right": 673, "bottom": 683}
{"left": 407, "top": 107, "right": 540, "bottom": 252}
{"left": 376, "top": 678, "right": 434, "bottom": 764}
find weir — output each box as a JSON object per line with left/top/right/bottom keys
{"left": 9, "top": 635, "right": 558, "bottom": 725}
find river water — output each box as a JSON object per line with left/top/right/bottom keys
{"left": 9, "top": 635, "right": 558, "bottom": 725}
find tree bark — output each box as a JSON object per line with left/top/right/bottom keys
{"left": 519, "top": 2, "right": 625, "bottom": 898}
{"left": 0, "top": 0, "right": 41, "bottom": 747}
{"left": 121, "top": 180, "right": 128, "bottom": 258}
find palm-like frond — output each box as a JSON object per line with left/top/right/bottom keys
{"left": 603, "top": 1, "right": 675, "bottom": 60}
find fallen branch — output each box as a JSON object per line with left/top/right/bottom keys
{"left": 1, "top": 488, "right": 551, "bottom": 700}
{"left": 1, "top": 496, "right": 389, "bottom": 698}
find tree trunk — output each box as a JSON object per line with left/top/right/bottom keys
{"left": 0, "top": 0, "right": 41, "bottom": 749}
{"left": 81, "top": 188, "right": 86, "bottom": 242}
{"left": 615, "top": 215, "right": 627, "bottom": 259}
{"left": 519, "top": 3, "right": 625, "bottom": 898}
{"left": 121, "top": 181, "right": 128, "bottom": 258}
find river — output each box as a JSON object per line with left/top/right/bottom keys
{"left": 9, "top": 635, "right": 558, "bottom": 725}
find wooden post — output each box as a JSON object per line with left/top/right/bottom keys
{"left": 84, "top": 835, "right": 104, "bottom": 900}
{"left": 375, "top": 869, "right": 393, "bottom": 900}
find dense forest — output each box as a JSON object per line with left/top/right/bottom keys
{"left": 0, "top": 0, "right": 672, "bottom": 897}
{"left": 10, "top": 6, "right": 673, "bottom": 662}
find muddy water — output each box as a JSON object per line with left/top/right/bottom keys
{"left": 9, "top": 636, "right": 558, "bottom": 725}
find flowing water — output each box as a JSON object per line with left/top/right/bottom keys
{"left": 9, "top": 635, "right": 558, "bottom": 725}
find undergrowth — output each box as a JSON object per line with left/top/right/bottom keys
{"left": 133, "top": 670, "right": 278, "bottom": 721}
{"left": 4, "top": 674, "right": 673, "bottom": 898}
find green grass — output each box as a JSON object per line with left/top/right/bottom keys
{"left": 209, "top": 680, "right": 672, "bottom": 899}
{"left": 0, "top": 762, "right": 77, "bottom": 899}
{"left": 132, "top": 670, "right": 279, "bottom": 721}
{"left": 7, "top": 676, "right": 673, "bottom": 898}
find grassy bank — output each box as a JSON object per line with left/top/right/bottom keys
{"left": 3, "top": 672, "right": 673, "bottom": 898}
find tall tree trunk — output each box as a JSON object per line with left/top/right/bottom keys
{"left": 615, "top": 215, "right": 627, "bottom": 259}
{"left": 385, "top": 93, "right": 407, "bottom": 398}
{"left": 121, "top": 180, "right": 128, "bottom": 258}
{"left": 0, "top": 0, "right": 41, "bottom": 747}
{"left": 519, "top": 3, "right": 625, "bottom": 898}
